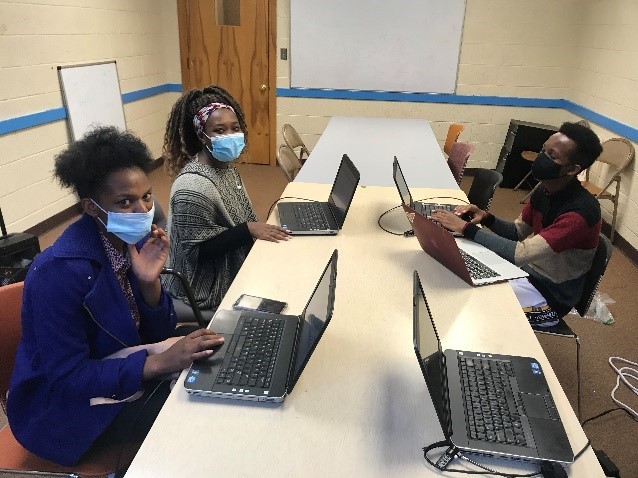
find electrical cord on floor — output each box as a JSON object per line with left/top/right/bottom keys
{"left": 266, "top": 196, "right": 319, "bottom": 220}
{"left": 581, "top": 407, "right": 632, "bottom": 428}
{"left": 608, "top": 356, "right": 638, "bottom": 420}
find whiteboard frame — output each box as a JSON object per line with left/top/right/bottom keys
{"left": 58, "top": 61, "right": 127, "bottom": 141}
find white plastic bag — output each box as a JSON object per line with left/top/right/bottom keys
{"left": 571, "top": 291, "right": 615, "bottom": 324}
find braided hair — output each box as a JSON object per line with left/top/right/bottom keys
{"left": 163, "top": 85, "right": 248, "bottom": 177}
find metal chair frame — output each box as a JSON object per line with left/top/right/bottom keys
{"left": 282, "top": 124, "right": 310, "bottom": 164}
{"left": 531, "top": 233, "right": 613, "bottom": 421}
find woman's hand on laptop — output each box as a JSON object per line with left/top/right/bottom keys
{"left": 248, "top": 222, "right": 291, "bottom": 242}
{"left": 142, "top": 329, "right": 225, "bottom": 379}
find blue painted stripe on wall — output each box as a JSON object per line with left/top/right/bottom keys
{"left": 0, "top": 83, "right": 183, "bottom": 136}
{"left": 276, "top": 87, "right": 567, "bottom": 109}
{"left": 277, "top": 87, "right": 637, "bottom": 142}
{"left": 563, "top": 101, "right": 638, "bottom": 143}
{"left": 2, "top": 83, "right": 636, "bottom": 142}
{"left": 0, "top": 108, "right": 67, "bottom": 135}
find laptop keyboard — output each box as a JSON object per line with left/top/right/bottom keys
{"left": 216, "top": 316, "right": 285, "bottom": 388}
{"left": 459, "top": 250, "right": 500, "bottom": 280}
{"left": 294, "top": 202, "right": 330, "bottom": 230}
{"left": 421, "top": 203, "right": 456, "bottom": 217}
{"left": 460, "top": 357, "right": 529, "bottom": 447}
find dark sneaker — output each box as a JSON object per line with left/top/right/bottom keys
{"left": 523, "top": 305, "right": 560, "bottom": 328}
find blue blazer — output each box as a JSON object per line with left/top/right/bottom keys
{"left": 7, "top": 214, "right": 176, "bottom": 466}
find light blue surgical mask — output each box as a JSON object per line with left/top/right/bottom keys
{"left": 204, "top": 132, "right": 245, "bottom": 162}
{"left": 92, "top": 200, "right": 155, "bottom": 245}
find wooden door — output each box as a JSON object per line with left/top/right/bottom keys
{"left": 177, "top": 0, "right": 276, "bottom": 165}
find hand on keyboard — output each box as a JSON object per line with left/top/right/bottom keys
{"left": 248, "top": 222, "right": 291, "bottom": 242}
{"left": 430, "top": 210, "right": 468, "bottom": 234}
{"left": 453, "top": 204, "right": 488, "bottom": 225}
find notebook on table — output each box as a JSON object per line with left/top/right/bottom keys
{"left": 278, "top": 154, "right": 360, "bottom": 235}
{"left": 412, "top": 271, "right": 574, "bottom": 464}
{"left": 404, "top": 204, "right": 528, "bottom": 286}
{"left": 184, "top": 249, "right": 338, "bottom": 402}
{"left": 393, "top": 156, "right": 460, "bottom": 218}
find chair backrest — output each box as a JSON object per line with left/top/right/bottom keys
{"left": 0, "top": 281, "right": 24, "bottom": 414}
{"left": 447, "top": 141, "right": 474, "bottom": 185}
{"left": 575, "top": 233, "right": 613, "bottom": 316}
{"left": 443, "top": 123, "right": 464, "bottom": 156}
{"left": 160, "top": 268, "right": 210, "bottom": 327}
{"left": 276, "top": 144, "right": 302, "bottom": 182}
{"left": 282, "top": 124, "right": 310, "bottom": 163}
{"left": 465, "top": 168, "right": 503, "bottom": 212}
{"left": 593, "top": 137, "right": 635, "bottom": 172}
{"left": 152, "top": 197, "right": 167, "bottom": 230}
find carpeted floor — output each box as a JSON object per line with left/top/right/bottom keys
{"left": 3, "top": 162, "right": 636, "bottom": 477}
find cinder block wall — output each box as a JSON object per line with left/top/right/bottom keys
{"left": 0, "top": 0, "right": 181, "bottom": 232}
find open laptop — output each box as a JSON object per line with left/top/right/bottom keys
{"left": 278, "top": 154, "right": 360, "bottom": 235}
{"left": 412, "top": 271, "right": 573, "bottom": 464}
{"left": 393, "top": 156, "right": 460, "bottom": 217}
{"left": 404, "top": 204, "right": 528, "bottom": 286}
{"left": 184, "top": 250, "right": 338, "bottom": 402}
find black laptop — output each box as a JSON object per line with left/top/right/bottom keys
{"left": 184, "top": 250, "right": 338, "bottom": 403}
{"left": 393, "top": 156, "right": 458, "bottom": 217}
{"left": 412, "top": 271, "right": 574, "bottom": 463}
{"left": 278, "top": 154, "right": 360, "bottom": 235}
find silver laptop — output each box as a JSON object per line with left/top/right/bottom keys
{"left": 412, "top": 271, "right": 573, "bottom": 464}
{"left": 405, "top": 204, "right": 528, "bottom": 286}
{"left": 277, "top": 154, "right": 360, "bottom": 235}
{"left": 393, "top": 156, "right": 460, "bottom": 217}
{"left": 184, "top": 250, "right": 338, "bottom": 402}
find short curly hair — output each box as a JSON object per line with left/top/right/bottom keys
{"left": 54, "top": 126, "right": 154, "bottom": 199}
{"left": 559, "top": 122, "right": 603, "bottom": 170}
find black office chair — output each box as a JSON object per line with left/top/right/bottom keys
{"left": 464, "top": 168, "right": 503, "bottom": 212}
{"left": 152, "top": 197, "right": 167, "bottom": 230}
{"left": 160, "top": 268, "right": 214, "bottom": 330}
{"left": 531, "top": 233, "right": 613, "bottom": 420}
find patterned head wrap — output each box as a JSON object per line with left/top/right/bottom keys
{"left": 193, "top": 103, "right": 236, "bottom": 136}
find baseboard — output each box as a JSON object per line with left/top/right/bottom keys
{"left": 601, "top": 221, "right": 638, "bottom": 267}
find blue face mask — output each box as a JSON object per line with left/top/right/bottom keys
{"left": 92, "top": 200, "right": 155, "bottom": 245}
{"left": 204, "top": 132, "right": 245, "bottom": 162}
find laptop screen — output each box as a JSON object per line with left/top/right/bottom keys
{"left": 327, "top": 155, "right": 360, "bottom": 228}
{"left": 413, "top": 271, "right": 453, "bottom": 438}
{"left": 392, "top": 156, "right": 412, "bottom": 207}
{"left": 289, "top": 250, "right": 338, "bottom": 391}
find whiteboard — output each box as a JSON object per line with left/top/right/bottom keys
{"left": 290, "top": 0, "right": 466, "bottom": 94}
{"left": 58, "top": 61, "right": 126, "bottom": 141}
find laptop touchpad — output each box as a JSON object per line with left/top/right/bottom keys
{"left": 520, "top": 393, "right": 551, "bottom": 419}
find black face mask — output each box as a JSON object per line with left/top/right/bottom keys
{"left": 531, "top": 152, "right": 564, "bottom": 181}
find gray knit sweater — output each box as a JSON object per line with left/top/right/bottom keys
{"left": 163, "top": 160, "right": 257, "bottom": 310}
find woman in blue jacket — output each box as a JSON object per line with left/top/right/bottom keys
{"left": 7, "top": 127, "right": 224, "bottom": 467}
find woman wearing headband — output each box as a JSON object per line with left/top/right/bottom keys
{"left": 7, "top": 127, "right": 224, "bottom": 467}
{"left": 163, "top": 85, "right": 290, "bottom": 312}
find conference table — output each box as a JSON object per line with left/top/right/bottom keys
{"left": 125, "top": 117, "right": 603, "bottom": 477}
